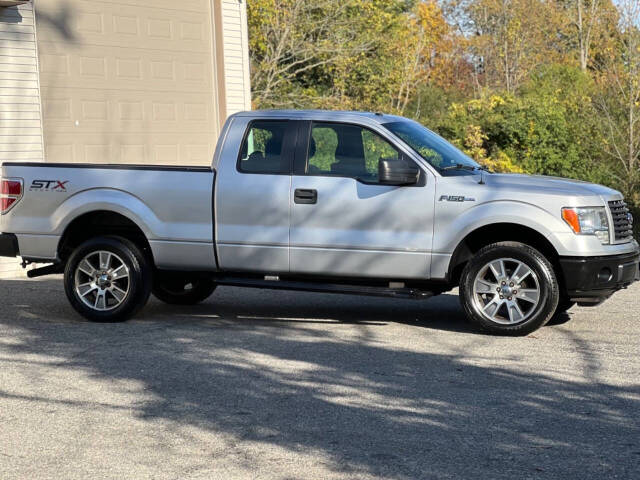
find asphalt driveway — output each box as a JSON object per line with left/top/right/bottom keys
{"left": 0, "top": 277, "right": 639, "bottom": 479}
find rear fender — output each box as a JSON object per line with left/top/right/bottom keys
{"left": 51, "top": 189, "right": 160, "bottom": 240}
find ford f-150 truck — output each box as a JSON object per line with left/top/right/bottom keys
{"left": 1, "top": 110, "right": 638, "bottom": 335}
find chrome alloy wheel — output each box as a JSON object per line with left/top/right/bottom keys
{"left": 74, "top": 251, "right": 130, "bottom": 311}
{"left": 472, "top": 257, "right": 540, "bottom": 325}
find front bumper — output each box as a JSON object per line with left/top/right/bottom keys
{"left": 0, "top": 233, "right": 19, "bottom": 258}
{"left": 559, "top": 248, "right": 640, "bottom": 303}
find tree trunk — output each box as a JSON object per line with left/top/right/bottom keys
{"left": 577, "top": 0, "right": 587, "bottom": 72}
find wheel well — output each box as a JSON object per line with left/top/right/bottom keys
{"left": 58, "top": 211, "right": 153, "bottom": 265}
{"left": 448, "top": 223, "right": 561, "bottom": 286}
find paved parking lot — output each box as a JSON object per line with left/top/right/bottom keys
{"left": 0, "top": 277, "right": 639, "bottom": 479}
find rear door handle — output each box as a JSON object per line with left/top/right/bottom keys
{"left": 294, "top": 188, "right": 317, "bottom": 204}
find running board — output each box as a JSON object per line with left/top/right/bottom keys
{"left": 27, "top": 263, "right": 64, "bottom": 278}
{"left": 212, "top": 275, "right": 434, "bottom": 300}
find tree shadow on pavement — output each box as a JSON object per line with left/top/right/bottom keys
{"left": 0, "top": 279, "right": 638, "bottom": 479}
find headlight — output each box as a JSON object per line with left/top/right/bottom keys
{"left": 562, "top": 207, "right": 610, "bottom": 244}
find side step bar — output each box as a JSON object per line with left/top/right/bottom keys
{"left": 26, "top": 263, "right": 64, "bottom": 278}
{"left": 212, "top": 275, "right": 434, "bottom": 300}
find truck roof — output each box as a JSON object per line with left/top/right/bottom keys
{"left": 230, "top": 109, "right": 407, "bottom": 125}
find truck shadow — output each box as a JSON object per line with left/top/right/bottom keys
{"left": 0, "top": 279, "right": 637, "bottom": 479}
{"left": 143, "top": 285, "right": 476, "bottom": 334}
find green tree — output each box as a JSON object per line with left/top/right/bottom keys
{"left": 440, "top": 65, "right": 605, "bottom": 179}
{"left": 592, "top": 0, "right": 640, "bottom": 205}
{"left": 246, "top": 0, "right": 640, "bottom": 219}
{"left": 248, "top": 0, "right": 453, "bottom": 113}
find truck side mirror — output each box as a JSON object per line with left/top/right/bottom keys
{"left": 378, "top": 157, "right": 420, "bottom": 186}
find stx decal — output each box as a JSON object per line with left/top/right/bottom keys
{"left": 30, "top": 180, "right": 69, "bottom": 191}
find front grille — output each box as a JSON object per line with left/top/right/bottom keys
{"left": 608, "top": 200, "right": 633, "bottom": 242}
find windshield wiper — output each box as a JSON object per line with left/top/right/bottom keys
{"left": 441, "top": 164, "right": 491, "bottom": 173}
{"left": 440, "top": 163, "right": 477, "bottom": 171}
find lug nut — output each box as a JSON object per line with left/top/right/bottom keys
{"left": 502, "top": 281, "right": 506, "bottom": 286}
{"left": 513, "top": 290, "right": 517, "bottom": 294}
{"left": 509, "top": 282, "right": 514, "bottom": 287}
{"left": 500, "top": 296, "right": 504, "bottom": 299}
{"left": 508, "top": 297, "right": 513, "bottom": 301}
{"left": 496, "top": 287, "right": 501, "bottom": 292}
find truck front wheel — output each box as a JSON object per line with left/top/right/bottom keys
{"left": 459, "top": 242, "right": 560, "bottom": 336}
{"left": 64, "top": 236, "right": 152, "bottom": 322}
{"left": 152, "top": 272, "right": 216, "bottom": 305}
{"left": 547, "top": 296, "right": 577, "bottom": 325}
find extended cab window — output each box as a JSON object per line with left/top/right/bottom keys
{"left": 307, "top": 123, "right": 399, "bottom": 182}
{"left": 239, "top": 121, "right": 290, "bottom": 174}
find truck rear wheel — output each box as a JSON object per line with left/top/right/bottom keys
{"left": 152, "top": 272, "right": 216, "bottom": 305}
{"left": 64, "top": 236, "right": 152, "bottom": 322}
{"left": 459, "top": 242, "right": 560, "bottom": 336}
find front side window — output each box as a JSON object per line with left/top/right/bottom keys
{"left": 383, "top": 119, "right": 481, "bottom": 175}
{"left": 239, "top": 121, "right": 290, "bottom": 174}
{"left": 307, "top": 123, "right": 400, "bottom": 182}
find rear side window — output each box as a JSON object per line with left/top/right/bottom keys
{"left": 239, "top": 121, "right": 290, "bottom": 174}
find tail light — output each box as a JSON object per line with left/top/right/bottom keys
{"left": 1, "top": 178, "right": 23, "bottom": 214}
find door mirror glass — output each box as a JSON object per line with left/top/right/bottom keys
{"left": 378, "top": 157, "right": 420, "bottom": 186}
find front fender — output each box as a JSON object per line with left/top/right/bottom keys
{"left": 433, "top": 200, "right": 568, "bottom": 255}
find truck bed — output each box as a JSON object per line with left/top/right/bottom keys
{"left": 0, "top": 162, "right": 217, "bottom": 270}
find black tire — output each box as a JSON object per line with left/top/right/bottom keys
{"left": 152, "top": 272, "right": 216, "bottom": 305}
{"left": 556, "top": 296, "right": 576, "bottom": 314}
{"left": 547, "top": 296, "right": 576, "bottom": 326}
{"left": 459, "top": 241, "right": 560, "bottom": 336}
{"left": 64, "top": 236, "right": 152, "bottom": 322}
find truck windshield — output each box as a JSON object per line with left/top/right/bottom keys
{"left": 383, "top": 120, "right": 482, "bottom": 175}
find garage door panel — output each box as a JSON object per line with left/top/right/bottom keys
{"left": 38, "top": 44, "right": 213, "bottom": 92}
{"left": 41, "top": 90, "right": 215, "bottom": 131}
{"left": 38, "top": 0, "right": 213, "bottom": 15}
{"left": 44, "top": 132, "right": 215, "bottom": 165}
{"left": 36, "top": 0, "right": 219, "bottom": 166}
{"left": 37, "top": 3, "right": 213, "bottom": 53}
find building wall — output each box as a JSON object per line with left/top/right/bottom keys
{"left": 0, "top": 2, "right": 44, "bottom": 164}
{"left": 220, "top": 0, "right": 251, "bottom": 115}
{"left": 0, "top": 2, "right": 43, "bottom": 278}
{"left": 0, "top": 0, "right": 251, "bottom": 278}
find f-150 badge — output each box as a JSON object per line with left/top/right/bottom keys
{"left": 439, "top": 195, "right": 475, "bottom": 202}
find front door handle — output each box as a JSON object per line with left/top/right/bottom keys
{"left": 294, "top": 188, "right": 317, "bottom": 204}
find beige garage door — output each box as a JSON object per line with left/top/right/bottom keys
{"left": 36, "top": 0, "right": 221, "bottom": 166}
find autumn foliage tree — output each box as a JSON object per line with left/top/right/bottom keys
{"left": 247, "top": 0, "right": 640, "bottom": 228}
{"left": 592, "top": 0, "right": 640, "bottom": 204}
{"left": 249, "top": 0, "right": 454, "bottom": 113}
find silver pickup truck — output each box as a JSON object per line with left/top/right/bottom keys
{"left": 1, "top": 110, "right": 638, "bottom": 335}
